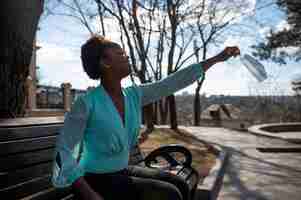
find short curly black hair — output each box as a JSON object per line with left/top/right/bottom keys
{"left": 80, "top": 35, "right": 120, "bottom": 80}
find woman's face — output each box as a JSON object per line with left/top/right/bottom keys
{"left": 102, "top": 46, "right": 131, "bottom": 79}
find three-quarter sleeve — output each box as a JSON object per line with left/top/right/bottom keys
{"left": 52, "top": 96, "right": 89, "bottom": 188}
{"left": 140, "top": 63, "right": 205, "bottom": 106}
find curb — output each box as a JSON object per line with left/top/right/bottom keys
{"left": 194, "top": 145, "right": 229, "bottom": 200}
{"left": 248, "top": 123, "right": 301, "bottom": 144}
{"left": 180, "top": 128, "right": 229, "bottom": 200}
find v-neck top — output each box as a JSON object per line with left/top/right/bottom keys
{"left": 52, "top": 63, "right": 204, "bottom": 188}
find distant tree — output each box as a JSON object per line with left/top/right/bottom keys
{"left": 0, "top": 1, "right": 44, "bottom": 118}
{"left": 54, "top": 0, "right": 201, "bottom": 131}
{"left": 292, "top": 78, "right": 301, "bottom": 121}
{"left": 36, "top": 66, "right": 43, "bottom": 85}
{"left": 192, "top": 0, "right": 255, "bottom": 126}
{"left": 252, "top": 0, "right": 301, "bottom": 64}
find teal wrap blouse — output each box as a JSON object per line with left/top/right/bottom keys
{"left": 52, "top": 63, "right": 204, "bottom": 188}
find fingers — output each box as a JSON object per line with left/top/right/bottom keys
{"left": 216, "top": 46, "right": 240, "bottom": 62}
{"left": 225, "top": 46, "right": 240, "bottom": 57}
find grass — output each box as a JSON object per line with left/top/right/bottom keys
{"left": 139, "top": 128, "right": 217, "bottom": 177}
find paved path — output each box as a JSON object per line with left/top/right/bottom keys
{"left": 181, "top": 126, "right": 301, "bottom": 200}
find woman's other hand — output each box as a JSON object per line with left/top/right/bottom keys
{"left": 72, "top": 177, "right": 104, "bottom": 200}
{"left": 216, "top": 46, "right": 240, "bottom": 62}
{"left": 138, "top": 132, "right": 149, "bottom": 144}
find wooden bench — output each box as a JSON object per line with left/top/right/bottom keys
{"left": 0, "top": 117, "right": 199, "bottom": 200}
{"left": 0, "top": 117, "right": 74, "bottom": 200}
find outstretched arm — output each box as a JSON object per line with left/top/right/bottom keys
{"left": 139, "top": 46, "right": 240, "bottom": 106}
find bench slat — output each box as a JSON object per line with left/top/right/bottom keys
{"left": 60, "top": 194, "right": 74, "bottom": 200}
{"left": 22, "top": 187, "right": 73, "bottom": 200}
{"left": 0, "top": 148, "right": 54, "bottom": 171}
{"left": 0, "top": 124, "right": 62, "bottom": 142}
{"left": 0, "top": 136, "right": 57, "bottom": 156}
{"left": 0, "top": 117, "right": 64, "bottom": 128}
{"left": 0, "top": 175, "right": 52, "bottom": 199}
{"left": 0, "top": 162, "right": 53, "bottom": 189}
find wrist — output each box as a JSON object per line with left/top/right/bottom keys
{"left": 202, "top": 56, "right": 220, "bottom": 71}
{"left": 72, "top": 177, "right": 85, "bottom": 188}
{"left": 214, "top": 52, "right": 227, "bottom": 63}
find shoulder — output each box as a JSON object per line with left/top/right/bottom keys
{"left": 124, "top": 85, "right": 142, "bottom": 105}
{"left": 74, "top": 86, "right": 100, "bottom": 114}
{"left": 124, "top": 85, "right": 141, "bottom": 99}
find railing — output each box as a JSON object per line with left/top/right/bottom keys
{"left": 25, "top": 79, "right": 95, "bottom": 116}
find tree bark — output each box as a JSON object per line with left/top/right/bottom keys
{"left": 193, "top": 84, "right": 201, "bottom": 126}
{"left": 153, "top": 102, "right": 158, "bottom": 124}
{"left": 159, "top": 98, "right": 168, "bottom": 124}
{"left": 168, "top": 95, "right": 178, "bottom": 130}
{"left": 0, "top": 1, "right": 43, "bottom": 118}
{"left": 143, "top": 104, "right": 154, "bottom": 131}
{"left": 166, "top": 1, "right": 179, "bottom": 130}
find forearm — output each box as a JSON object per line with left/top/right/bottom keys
{"left": 201, "top": 55, "right": 221, "bottom": 72}
{"left": 139, "top": 46, "right": 240, "bottom": 106}
{"left": 140, "top": 63, "right": 204, "bottom": 106}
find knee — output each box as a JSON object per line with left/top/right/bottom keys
{"left": 143, "top": 180, "right": 183, "bottom": 200}
{"left": 163, "top": 183, "right": 183, "bottom": 200}
{"left": 167, "top": 175, "right": 190, "bottom": 194}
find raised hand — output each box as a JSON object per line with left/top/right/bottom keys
{"left": 217, "top": 46, "right": 240, "bottom": 62}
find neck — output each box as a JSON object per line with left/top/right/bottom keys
{"left": 101, "top": 76, "right": 122, "bottom": 97}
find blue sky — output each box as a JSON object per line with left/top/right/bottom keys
{"left": 36, "top": 0, "right": 300, "bottom": 96}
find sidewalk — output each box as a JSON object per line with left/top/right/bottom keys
{"left": 180, "top": 126, "right": 301, "bottom": 200}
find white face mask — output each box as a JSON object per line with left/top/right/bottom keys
{"left": 240, "top": 54, "right": 267, "bottom": 82}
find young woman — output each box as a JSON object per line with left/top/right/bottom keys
{"left": 52, "top": 35, "right": 240, "bottom": 200}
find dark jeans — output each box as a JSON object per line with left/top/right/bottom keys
{"left": 73, "top": 165, "right": 190, "bottom": 200}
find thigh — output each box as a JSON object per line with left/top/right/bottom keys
{"left": 128, "top": 166, "right": 190, "bottom": 200}
{"left": 79, "top": 173, "right": 138, "bottom": 200}
{"left": 131, "top": 176, "right": 183, "bottom": 200}
{"left": 73, "top": 172, "right": 182, "bottom": 200}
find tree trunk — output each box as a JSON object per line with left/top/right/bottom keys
{"left": 194, "top": 84, "right": 201, "bottom": 126}
{"left": 153, "top": 102, "right": 158, "bottom": 124}
{"left": 143, "top": 104, "right": 154, "bottom": 131}
{"left": 0, "top": 1, "right": 43, "bottom": 118}
{"left": 168, "top": 95, "right": 178, "bottom": 130}
{"left": 159, "top": 98, "right": 168, "bottom": 124}
{"left": 297, "top": 95, "right": 301, "bottom": 122}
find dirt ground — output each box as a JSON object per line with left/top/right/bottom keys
{"left": 139, "top": 128, "right": 217, "bottom": 177}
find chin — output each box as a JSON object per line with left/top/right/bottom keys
{"left": 119, "top": 63, "right": 131, "bottom": 77}
{"left": 123, "top": 71, "right": 131, "bottom": 78}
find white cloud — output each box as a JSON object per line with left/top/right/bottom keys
{"left": 275, "top": 19, "right": 290, "bottom": 31}
{"left": 259, "top": 26, "right": 272, "bottom": 38}
{"left": 38, "top": 42, "right": 76, "bottom": 63}
{"left": 91, "top": 16, "right": 121, "bottom": 41}
{"left": 37, "top": 42, "right": 98, "bottom": 89}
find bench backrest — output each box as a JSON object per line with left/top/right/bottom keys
{"left": 0, "top": 117, "right": 74, "bottom": 200}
